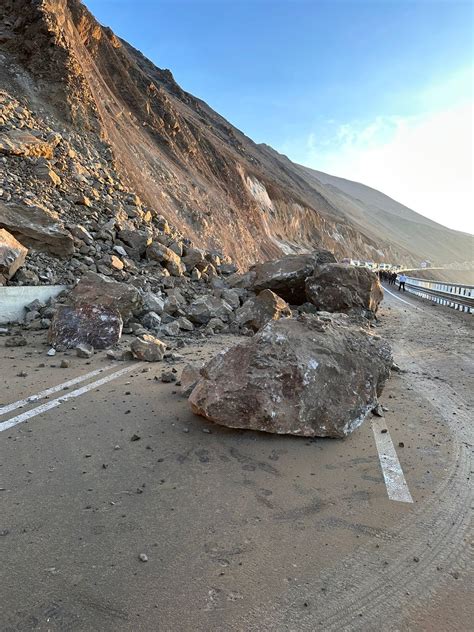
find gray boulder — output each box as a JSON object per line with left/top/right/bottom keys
{"left": 147, "top": 242, "right": 185, "bottom": 276}
{"left": 236, "top": 289, "right": 291, "bottom": 331}
{"left": 250, "top": 250, "right": 336, "bottom": 304}
{"left": 0, "top": 228, "right": 28, "bottom": 284}
{"left": 0, "top": 201, "right": 74, "bottom": 257}
{"left": 187, "top": 295, "right": 234, "bottom": 325}
{"left": 305, "top": 264, "right": 383, "bottom": 315}
{"left": 69, "top": 272, "right": 143, "bottom": 322}
{"left": 189, "top": 314, "right": 392, "bottom": 438}
{"left": 49, "top": 304, "right": 123, "bottom": 350}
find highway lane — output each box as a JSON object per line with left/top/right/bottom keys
{"left": 0, "top": 293, "right": 472, "bottom": 631}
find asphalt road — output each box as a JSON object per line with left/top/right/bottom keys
{"left": 0, "top": 289, "right": 472, "bottom": 631}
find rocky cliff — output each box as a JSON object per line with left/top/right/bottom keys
{"left": 0, "top": 0, "right": 472, "bottom": 282}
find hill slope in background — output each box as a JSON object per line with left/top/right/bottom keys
{"left": 1, "top": 0, "right": 472, "bottom": 268}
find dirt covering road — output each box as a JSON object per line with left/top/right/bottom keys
{"left": 0, "top": 288, "right": 472, "bottom": 631}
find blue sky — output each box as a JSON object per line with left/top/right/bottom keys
{"left": 86, "top": 0, "right": 473, "bottom": 233}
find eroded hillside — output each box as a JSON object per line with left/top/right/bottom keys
{"left": 0, "top": 0, "right": 472, "bottom": 273}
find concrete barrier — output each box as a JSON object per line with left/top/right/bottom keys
{"left": 0, "top": 285, "right": 69, "bottom": 324}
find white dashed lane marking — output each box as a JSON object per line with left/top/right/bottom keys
{"left": 0, "top": 363, "right": 142, "bottom": 433}
{"left": 0, "top": 364, "right": 117, "bottom": 417}
{"left": 372, "top": 418, "right": 413, "bottom": 503}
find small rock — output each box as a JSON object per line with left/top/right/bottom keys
{"left": 60, "top": 359, "right": 69, "bottom": 368}
{"left": 131, "top": 335, "right": 166, "bottom": 362}
{"left": 47, "top": 348, "right": 57, "bottom": 356}
{"left": 5, "top": 335, "right": 27, "bottom": 347}
{"left": 76, "top": 343, "right": 94, "bottom": 358}
{"left": 398, "top": 441, "right": 405, "bottom": 448}
{"left": 130, "top": 434, "right": 141, "bottom": 442}
{"left": 161, "top": 371, "right": 177, "bottom": 383}
{"left": 139, "top": 553, "right": 148, "bottom": 562}
{"left": 372, "top": 403, "right": 384, "bottom": 417}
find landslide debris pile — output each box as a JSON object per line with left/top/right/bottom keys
{"left": 1, "top": 0, "right": 470, "bottom": 278}
{"left": 0, "top": 91, "right": 234, "bottom": 289}
{"left": 3, "top": 247, "right": 389, "bottom": 437}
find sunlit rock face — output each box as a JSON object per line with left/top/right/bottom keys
{"left": 189, "top": 314, "right": 393, "bottom": 438}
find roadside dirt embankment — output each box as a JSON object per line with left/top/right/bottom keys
{"left": 405, "top": 268, "right": 474, "bottom": 285}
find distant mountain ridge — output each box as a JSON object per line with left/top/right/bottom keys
{"left": 1, "top": 0, "right": 472, "bottom": 267}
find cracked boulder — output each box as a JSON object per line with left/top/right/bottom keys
{"left": 147, "top": 242, "right": 185, "bottom": 276}
{"left": 69, "top": 272, "right": 143, "bottom": 321}
{"left": 189, "top": 314, "right": 392, "bottom": 437}
{"left": 250, "top": 250, "right": 337, "bottom": 304}
{"left": 0, "top": 201, "right": 74, "bottom": 257}
{"left": 0, "top": 228, "right": 28, "bottom": 284}
{"left": 236, "top": 289, "right": 291, "bottom": 331}
{"left": 48, "top": 304, "right": 123, "bottom": 350}
{"left": 305, "top": 263, "right": 383, "bottom": 315}
{"left": 187, "top": 295, "right": 234, "bottom": 325}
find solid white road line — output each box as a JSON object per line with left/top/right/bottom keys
{"left": 372, "top": 418, "right": 413, "bottom": 503}
{"left": 0, "top": 364, "right": 118, "bottom": 417}
{"left": 0, "top": 363, "right": 142, "bottom": 433}
{"left": 383, "top": 286, "right": 422, "bottom": 310}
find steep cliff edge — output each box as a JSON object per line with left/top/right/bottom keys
{"left": 1, "top": 0, "right": 471, "bottom": 271}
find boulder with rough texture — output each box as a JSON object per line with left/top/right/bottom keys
{"left": 250, "top": 250, "right": 337, "bottom": 304}
{"left": 305, "top": 263, "right": 383, "bottom": 315}
{"left": 141, "top": 291, "right": 164, "bottom": 314}
{"left": 118, "top": 229, "right": 152, "bottom": 257}
{"left": 0, "top": 130, "right": 56, "bottom": 158}
{"left": 236, "top": 289, "right": 291, "bottom": 331}
{"left": 76, "top": 343, "right": 94, "bottom": 358}
{"left": 181, "top": 248, "right": 206, "bottom": 270}
{"left": 68, "top": 224, "right": 94, "bottom": 245}
{"left": 130, "top": 334, "right": 166, "bottom": 362}
{"left": 189, "top": 315, "right": 392, "bottom": 438}
{"left": 0, "top": 201, "right": 74, "bottom": 257}
{"left": 69, "top": 272, "right": 143, "bottom": 321}
{"left": 187, "top": 295, "right": 234, "bottom": 325}
{"left": 0, "top": 228, "right": 28, "bottom": 284}
{"left": 181, "top": 363, "right": 204, "bottom": 396}
{"left": 147, "top": 242, "right": 185, "bottom": 276}
{"left": 48, "top": 304, "right": 123, "bottom": 350}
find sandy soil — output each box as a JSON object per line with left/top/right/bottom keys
{"left": 0, "top": 289, "right": 472, "bottom": 631}
{"left": 405, "top": 268, "right": 474, "bottom": 285}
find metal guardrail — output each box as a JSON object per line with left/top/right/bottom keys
{"left": 404, "top": 276, "right": 474, "bottom": 313}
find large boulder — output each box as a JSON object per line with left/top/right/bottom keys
{"left": 0, "top": 130, "right": 56, "bottom": 159}
{"left": 118, "top": 229, "right": 152, "bottom": 257}
{"left": 147, "top": 242, "right": 185, "bottom": 276}
{"left": 69, "top": 272, "right": 143, "bottom": 321}
{"left": 187, "top": 295, "right": 234, "bottom": 325}
{"left": 0, "top": 228, "right": 28, "bottom": 284}
{"left": 189, "top": 315, "right": 392, "bottom": 438}
{"left": 0, "top": 201, "right": 74, "bottom": 257}
{"left": 250, "top": 250, "right": 337, "bottom": 304}
{"left": 236, "top": 289, "right": 291, "bottom": 331}
{"left": 181, "top": 248, "right": 206, "bottom": 270}
{"left": 305, "top": 264, "right": 383, "bottom": 315}
{"left": 48, "top": 304, "right": 123, "bottom": 350}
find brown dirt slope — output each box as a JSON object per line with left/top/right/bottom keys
{"left": 404, "top": 269, "right": 474, "bottom": 285}
{"left": 1, "top": 0, "right": 472, "bottom": 267}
